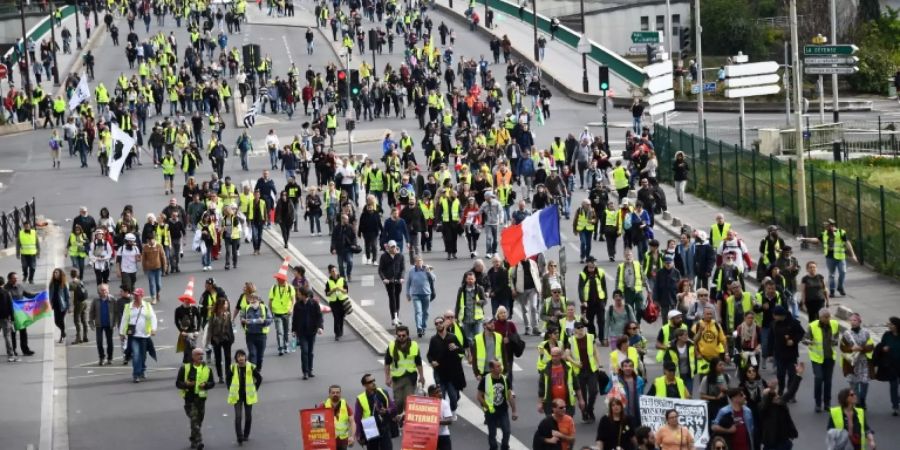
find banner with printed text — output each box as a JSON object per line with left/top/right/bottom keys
{"left": 299, "top": 408, "right": 336, "bottom": 450}
{"left": 400, "top": 395, "right": 440, "bottom": 450}
{"left": 639, "top": 396, "right": 709, "bottom": 448}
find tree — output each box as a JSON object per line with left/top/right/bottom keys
{"left": 700, "top": 0, "right": 767, "bottom": 58}
{"left": 848, "top": 7, "right": 900, "bottom": 93}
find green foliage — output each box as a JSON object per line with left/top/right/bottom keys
{"left": 849, "top": 8, "right": 900, "bottom": 93}
{"left": 700, "top": 0, "right": 767, "bottom": 58}
{"left": 858, "top": 0, "right": 882, "bottom": 23}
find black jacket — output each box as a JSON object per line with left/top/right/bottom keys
{"left": 0, "top": 288, "right": 12, "bottom": 321}
{"left": 759, "top": 389, "right": 799, "bottom": 445}
{"left": 291, "top": 299, "right": 324, "bottom": 336}
{"left": 330, "top": 223, "right": 357, "bottom": 253}
{"left": 768, "top": 317, "right": 805, "bottom": 362}
{"left": 378, "top": 252, "right": 406, "bottom": 281}
{"left": 427, "top": 332, "right": 467, "bottom": 390}
{"left": 693, "top": 241, "right": 717, "bottom": 278}
{"left": 174, "top": 304, "right": 202, "bottom": 333}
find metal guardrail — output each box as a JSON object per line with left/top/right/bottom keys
{"left": 1, "top": 197, "right": 36, "bottom": 249}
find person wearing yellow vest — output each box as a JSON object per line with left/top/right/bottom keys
{"left": 472, "top": 319, "right": 504, "bottom": 380}
{"left": 240, "top": 294, "right": 272, "bottom": 371}
{"left": 709, "top": 213, "right": 731, "bottom": 250}
{"left": 601, "top": 200, "right": 622, "bottom": 262}
{"left": 577, "top": 256, "right": 608, "bottom": 341}
{"left": 799, "top": 218, "right": 857, "bottom": 297}
{"left": 161, "top": 150, "right": 177, "bottom": 195}
{"left": 692, "top": 306, "right": 727, "bottom": 375}
{"left": 325, "top": 264, "right": 349, "bottom": 340}
{"left": 615, "top": 249, "right": 644, "bottom": 322}
{"left": 16, "top": 220, "right": 40, "bottom": 284}
{"left": 221, "top": 205, "right": 242, "bottom": 270}
{"left": 839, "top": 313, "right": 876, "bottom": 409}
{"left": 611, "top": 160, "right": 630, "bottom": 201}
{"left": 477, "top": 360, "right": 518, "bottom": 449}
{"left": 384, "top": 325, "right": 425, "bottom": 416}
{"left": 573, "top": 198, "right": 597, "bottom": 263}
{"left": 227, "top": 349, "right": 260, "bottom": 445}
{"left": 269, "top": 269, "right": 296, "bottom": 356}
{"left": 566, "top": 322, "right": 603, "bottom": 422}
{"left": 649, "top": 362, "right": 690, "bottom": 398}
{"left": 610, "top": 332, "right": 644, "bottom": 378}
{"left": 455, "top": 271, "right": 486, "bottom": 345}
{"left": 322, "top": 385, "right": 357, "bottom": 449}
{"left": 538, "top": 346, "right": 584, "bottom": 416}
{"left": 439, "top": 190, "right": 461, "bottom": 259}
{"left": 354, "top": 373, "right": 397, "bottom": 447}
{"left": 828, "top": 387, "right": 876, "bottom": 450}
{"left": 662, "top": 328, "right": 696, "bottom": 392}
{"left": 176, "top": 348, "right": 216, "bottom": 449}
{"left": 119, "top": 292, "right": 158, "bottom": 382}
{"left": 655, "top": 310, "right": 688, "bottom": 363}
{"left": 68, "top": 224, "right": 88, "bottom": 279}
{"left": 804, "top": 308, "right": 839, "bottom": 412}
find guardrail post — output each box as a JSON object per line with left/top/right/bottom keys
{"left": 880, "top": 186, "right": 887, "bottom": 266}
{"left": 855, "top": 177, "right": 863, "bottom": 265}
{"left": 769, "top": 156, "right": 776, "bottom": 225}
{"left": 718, "top": 141, "right": 725, "bottom": 205}
{"left": 831, "top": 170, "right": 838, "bottom": 223}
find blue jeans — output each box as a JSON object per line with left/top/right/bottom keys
{"left": 412, "top": 294, "right": 430, "bottom": 333}
{"left": 251, "top": 222, "right": 264, "bottom": 251}
{"left": 485, "top": 409, "right": 511, "bottom": 450}
{"left": 632, "top": 117, "right": 642, "bottom": 133}
{"left": 201, "top": 249, "right": 211, "bottom": 267}
{"left": 435, "top": 373, "right": 459, "bottom": 411}
{"left": 145, "top": 268, "right": 162, "bottom": 298}
{"left": 308, "top": 214, "right": 321, "bottom": 234}
{"left": 245, "top": 333, "right": 267, "bottom": 370}
{"left": 298, "top": 333, "right": 316, "bottom": 375}
{"left": 274, "top": 314, "right": 290, "bottom": 352}
{"left": 812, "top": 359, "right": 835, "bottom": 408}
{"left": 337, "top": 250, "right": 353, "bottom": 279}
{"left": 130, "top": 336, "right": 149, "bottom": 379}
{"left": 825, "top": 257, "right": 846, "bottom": 292}
{"left": 462, "top": 321, "right": 482, "bottom": 347}
{"left": 484, "top": 225, "right": 498, "bottom": 255}
{"left": 760, "top": 327, "right": 771, "bottom": 358}
{"left": 579, "top": 230, "right": 592, "bottom": 260}
{"left": 850, "top": 381, "right": 869, "bottom": 408}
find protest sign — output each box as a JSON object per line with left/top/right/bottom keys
{"left": 300, "top": 408, "right": 336, "bottom": 450}
{"left": 639, "top": 396, "right": 709, "bottom": 448}
{"left": 400, "top": 395, "right": 440, "bottom": 450}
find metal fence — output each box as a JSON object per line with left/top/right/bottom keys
{"left": 653, "top": 125, "right": 900, "bottom": 277}
{"left": 779, "top": 116, "right": 900, "bottom": 156}
{"left": 1, "top": 197, "right": 36, "bottom": 249}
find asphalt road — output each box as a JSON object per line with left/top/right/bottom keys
{"left": 0, "top": 4, "right": 897, "bottom": 450}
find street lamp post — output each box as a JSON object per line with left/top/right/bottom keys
{"left": 830, "top": 0, "right": 839, "bottom": 122}
{"left": 92, "top": 0, "right": 99, "bottom": 26}
{"left": 49, "top": 1, "right": 60, "bottom": 86}
{"left": 19, "top": 0, "right": 33, "bottom": 96}
{"left": 532, "top": 0, "right": 539, "bottom": 62}
{"left": 790, "top": 0, "right": 809, "bottom": 239}
{"left": 693, "top": 0, "right": 704, "bottom": 138}
{"left": 74, "top": 0, "right": 82, "bottom": 50}
{"left": 578, "top": 0, "right": 588, "bottom": 93}
{"left": 812, "top": 33, "right": 827, "bottom": 123}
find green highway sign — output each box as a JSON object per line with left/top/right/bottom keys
{"left": 631, "top": 31, "right": 661, "bottom": 44}
{"left": 803, "top": 44, "right": 858, "bottom": 56}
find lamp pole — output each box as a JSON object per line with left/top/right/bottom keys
{"left": 532, "top": 0, "right": 539, "bottom": 62}
{"left": 49, "top": 1, "right": 60, "bottom": 86}
{"left": 74, "top": 0, "right": 82, "bottom": 50}
{"left": 579, "top": 0, "right": 588, "bottom": 93}
{"left": 694, "top": 0, "right": 704, "bottom": 138}
{"left": 829, "top": 0, "right": 839, "bottom": 122}
{"left": 19, "top": 0, "right": 33, "bottom": 96}
{"left": 790, "top": 0, "right": 808, "bottom": 238}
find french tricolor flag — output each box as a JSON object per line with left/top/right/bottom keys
{"left": 501, "top": 207, "right": 561, "bottom": 266}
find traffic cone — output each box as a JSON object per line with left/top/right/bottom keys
{"left": 273, "top": 256, "right": 291, "bottom": 281}
{"left": 179, "top": 277, "right": 196, "bottom": 304}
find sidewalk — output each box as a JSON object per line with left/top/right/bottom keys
{"left": 433, "top": 0, "right": 637, "bottom": 102}
{"left": 653, "top": 182, "right": 896, "bottom": 337}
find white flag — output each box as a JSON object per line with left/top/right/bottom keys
{"left": 68, "top": 74, "right": 91, "bottom": 112}
{"left": 108, "top": 124, "right": 135, "bottom": 182}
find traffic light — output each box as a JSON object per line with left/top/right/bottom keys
{"left": 350, "top": 70, "right": 361, "bottom": 96}
{"left": 680, "top": 27, "right": 692, "bottom": 54}
{"left": 598, "top": 65, "right": 609, "bottom": 92}
{"left": 337, "top": 70, "right": 347, "bottom": 96}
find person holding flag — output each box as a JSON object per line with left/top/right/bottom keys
{"left": 68, "top": 73, "right": 91, "bottom": 113}
{"left": 4, "top": 272, "right": 43, "bottom": 357}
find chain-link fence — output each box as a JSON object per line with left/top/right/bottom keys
{"left": 1, "top": 197, "right": 36, "bottom": 249}
{"left": 654, "top": 125, "right": 900, "bottom": 277}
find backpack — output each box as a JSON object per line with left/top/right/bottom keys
{"left": 520, "top": 157, "right": 535, "bottom": 176}
{"left": 49, "top": 139, "right": 59, "bottom": 150}
{"left": 642, "top": 297, "right": 659, "bottom": 324}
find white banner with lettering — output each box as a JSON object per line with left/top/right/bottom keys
{"left": 639, "top": 396, "right": 709, "bottom": 448}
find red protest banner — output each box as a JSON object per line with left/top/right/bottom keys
{"left": 300, "top": 408, "right": 336, "bottom": 450}
{"left": 400, "top": 395, "right": 440, "bottom": 450}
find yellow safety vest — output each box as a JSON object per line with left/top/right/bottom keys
{"left": 541, "top": 363, "right": 577, "bottom": 406}
{"left": 68, "top": 233, "right": 87, "bottom": 257}
{"left": 579, "top": 270, "right": 607, "bottom": 302}
{"left": 808, "top": 319, "right": 839, "bottom": 364}
{"left": 710, "top": 222, "right": 732, "bottom": 249}
{"left": 227, "top": 363, "right": 258, "bottom": 405}
{"left": 551, "top": 141, "right": 565, "bottom": 162}
{"left": 604, "top": 209, "right": 622, "bottom": 234}
{"left": 655, "top": 323, "right": 688, "bottom": 362}
{"left": 19, "top": 230, "right": 38, "bottom": 255}
{"left": 611, "top": 346, "right": 641, "bottom": 372}
{"left": 326, "top": 277, "right": 348, "bottom": 302}
{"left": 161, "top": 155, "right": 176, "bottom": 175}
{"left": 324, "top": 398, "right": 352, "bottom": 439}
{"left": 568, "top": 334, "right": 599, "bottom": 374}
{"left": 611, "top": 166, "right": 629, "bottom": 190}
{"left": 575, "top": 208, "right": 595, "bottom": 231}
{"left": 387, "top": 340, "right": 420, "bottom": 378}
{"left": 616, "top": 260, "right": 643, "bottom": 291}
{"left": 368, "top": 170, "right": 384, "bottom": 191}
{"left": 440, "top": 197, "right": 460, "bottom": 222}
{"left": 664, "top": 346, "right": 696, "bottom": 376}
{"left": 474, "top": 332, "right": 503, "bottom": 374}
{"left": 457, "top": 289, "right": 484, "bottom": 322}
{"left": 822, "top": 229, "right": 848, "bottom": 261}
{"left": 483, "top": 374, "right": 508, "bottom": 413}
{"left": 268, "top": 284, "right": 295, "bottom": 315}
{"left": 356, "top": 388, "right": 389, "bottom": 419}
{"left": 653, "top": 376, "right": 688, "bottom": 399}
{"left": 725, "top": 292, "right": 754, "bottom": 330}
{"left": 180, "top": 363, "right": 211, "bottom": 398}
{"left": 830, "top": 407, "right": 867, "bottom": 449}
{"left": 326, "top": 114, "right": 337, "bottom": 129}
{"left": 419, "top": 201, "right": 434, "bottom": 220}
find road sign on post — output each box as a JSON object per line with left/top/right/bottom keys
{"left": 803, "top": 44, "right": 858, "bottom": 55}
{"left": 803, "top": 66, "right": 859, "bottom": 75}
{"left": 724, "top": 56, "right": 781, "bottom": 150}
{"left": 644, "top": 59, "right": 674, "bottom": 121}
{"left": 804, "top": 56, "right": 859, "bottom": 65}
{"left": 632, "top": 31, "right": 662, "bottom": 44}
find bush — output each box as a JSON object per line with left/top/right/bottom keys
{"left": 848, "top": 8, "right": 900, "bottom": 94}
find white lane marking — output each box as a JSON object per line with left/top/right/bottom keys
{"left": 360, "top": 299, "right": 375, "bottom": 307}
{"left": 361, "top": 275, "right": 375, "bottom": 287}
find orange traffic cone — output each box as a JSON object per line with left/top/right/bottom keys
{"left": 179, "top": 277, "right": 196, "bottom": 304}
{"left": 273, "top": 256, "right": 291, "bottom": 281}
